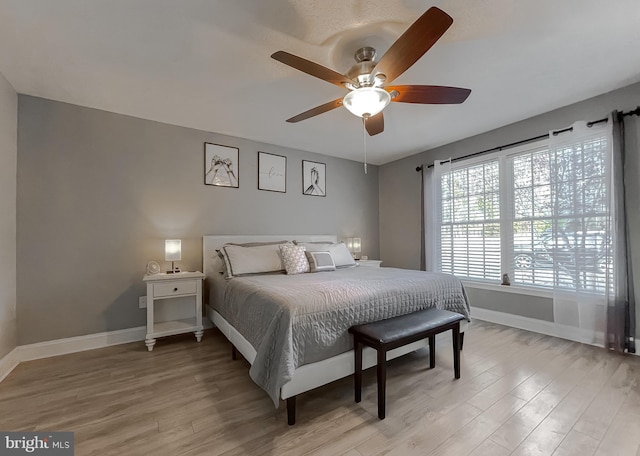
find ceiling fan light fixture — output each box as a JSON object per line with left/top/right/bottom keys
{"left": 343, "top": 87, "right": 391, "bottom": 118}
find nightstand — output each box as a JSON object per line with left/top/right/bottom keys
{"left": 357, "top": 260, "right": 383, "bottom": 268}
{"left": 143, "top": 271, "right": 204, "bottom": 351}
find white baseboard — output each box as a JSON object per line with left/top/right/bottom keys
{"left": 472, "top": 307, "right": 600, "bottom": 345}
{"left": 0, "top": 319, "right": 215, "bottom": 383}
{"left": 472, "top": 307, "right": 638, "bottom": 354}
{"left": 471, "top": 307, "right": 558, "bottom": 337}
{"left": 17, "top": 326, "right": 148, "bottom": 362}
{"left": 0, "top": 347, "right": 20, "bottom": 383}
{"left": 1, "top": 328, "right": 149, "bottom": 382}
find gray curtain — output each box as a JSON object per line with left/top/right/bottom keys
{"left": 607, "top": 111, "right": 636, "bottom": 353}
{"left": 421, "top": 163, "right": 441, "bottom": 272}
{"left": 420, "top": 166, "right": 426, "bottom": 271}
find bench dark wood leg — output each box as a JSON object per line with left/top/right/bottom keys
{"left": 231, "top": 345, "right": 238, "bottom": 360}
{"left": 377, "top": 349, "right": 386, "bottom": 419}
{"left": 428, "top": 335, "right": 436, "bottom": 369}
{"left": 287, "top": 396, "right": 296, "bottom": 425}
{"left": 452, "top": 323, "right": 461, "bottom": 379}
{"left": 354, "top": 339, "right": 363, "bottom": 403}
{"left": 460, "top": 332, "right": 465, "bottom": 351}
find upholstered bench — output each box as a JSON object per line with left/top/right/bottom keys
{"left": 349, "top": 308, "right": 465, "bottom": 419}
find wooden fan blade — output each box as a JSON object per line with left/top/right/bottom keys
{"left": 272, "top": 51, "right": 354, "bottom": 88}
{"left": 364, "top": 112, "right": 384, "bottom": 136}
{"left": 372, "top": 7, "right": 453, "bottom": 84}
{"left": 388, "top": 85, "right": 471, "bottom": 104}
{"left": 286, "top": 99, "right": 343, "bottom": 123}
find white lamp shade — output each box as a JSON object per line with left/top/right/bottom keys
{"left": 165, "top": 239, "right": 182, "bottom": 261}
{"left": 343, "top": 87, "right": 391, "bottom": 118}
{"left": 347, "top": 237, "right": 362, "bottom": 253}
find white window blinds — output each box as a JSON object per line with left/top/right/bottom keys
{"left": 439, "top": 160, "right": 501, "bottom": 281}
{"left": 434, "top": 132, "right": 612, "bottom": 293}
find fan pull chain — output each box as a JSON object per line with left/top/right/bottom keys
{"left": 362, "top": 117, "right": 368, "bottom": 174}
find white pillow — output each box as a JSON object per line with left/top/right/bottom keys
{"left": 219, "top": 242, "right": 290, "bottom": 278}
{"left": 299, "top": 242, "right": 356, "bottom": 268}
{"left": 280, "top": 244, "right": 310, "bottom": 275}
{"left": 329, "top": 242, "right": 358, "bottom": 268}
{"left": 306, "top": 251, "right": 336, "bottom": 272}
{"left": 216, "top": 240, "right": 289, "bottom": 274}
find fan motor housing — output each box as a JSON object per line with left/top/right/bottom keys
{"left": 346, "top": 47, "right": 380, "bottom": 87}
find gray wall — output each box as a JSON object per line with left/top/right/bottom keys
{"left": 0, "top": 72, "right": 17, "bottom": 359}
{"left": 464, "top": 288, "right": 554, "bottom": 322}
{"left": 379, "top": 82, "right": 640, "bottom": 336}
{"left": 17, "top": 96, "right": 380, "bottom": 345}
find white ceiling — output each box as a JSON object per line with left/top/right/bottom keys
{"left": 1, "top": 0, "right": 639, "bottom": 165}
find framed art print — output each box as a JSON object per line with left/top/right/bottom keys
{"left": 204, "top": 143, "right": 239, "bottom": 188}
{"left": 302, "top": 160, "right": 326, "bottom": 197}
{"left": 258, "top": 152, "right": 286, "bottom": 193}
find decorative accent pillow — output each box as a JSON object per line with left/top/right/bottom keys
{"left": 219, "top": 242, "right": 290, "bottom": 278}
{"left": 306, "top": 251, "right": 336, "bottom": 272}
{"left": 279, "top": 244, "right": 310, "bottom": 275}
{"left": 298, "top": 241, "right": 356, "bottom": 268}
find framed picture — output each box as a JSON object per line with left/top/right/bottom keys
{"left": 258, "top": 152, "right": 286, "bottom": 193}
{"left": 204, "top": 143, "right": 239, "bottom": 188}
{"left": 302, "top": 160, "right": 326, "bottom": 197}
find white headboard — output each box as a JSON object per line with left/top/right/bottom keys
{"left": 202, "top": 234, "right": 338, "bottom": 281}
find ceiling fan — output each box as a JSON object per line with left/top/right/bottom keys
{"left": 271, "top": 6, "right": 471, "bottom": 137}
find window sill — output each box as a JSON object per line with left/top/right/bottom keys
{"left": 461, "top": 280, "right": 553, "bottom": 299}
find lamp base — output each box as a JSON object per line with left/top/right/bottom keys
{"left": 166, "top": 261, "right": 180, "bottom": 274}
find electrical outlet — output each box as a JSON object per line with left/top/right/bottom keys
{"left": 139, "top": 296, "right": 147, "bottom": 308}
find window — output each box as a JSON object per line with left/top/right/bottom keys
{"left": 435, "top": 136, "right": 611, "bottom": 293}
{"left": 439, "top": 160, "right": 501, "bottom": 281}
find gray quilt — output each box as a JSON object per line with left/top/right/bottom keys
{"left": 213, "top": 266, "right": 471, "bottom": 406}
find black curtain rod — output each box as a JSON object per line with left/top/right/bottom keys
{"left": 416, "top": 106, "right": 640, "bottom": 172}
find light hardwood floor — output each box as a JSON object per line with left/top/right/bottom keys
{"left": 1, "top": 321, "right": 639, "bottom": 455}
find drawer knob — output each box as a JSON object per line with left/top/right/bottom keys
{"left": 173, "top": 287, "right": 178, "bottom": 292}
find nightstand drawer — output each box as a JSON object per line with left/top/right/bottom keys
{"left": 154, "top": 281, "right": 197, "bottom": 298}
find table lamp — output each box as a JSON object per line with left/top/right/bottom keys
{"left": 165, "top": 239, "right": 181, "bottom": 273}
{"left": 347, "top": 237, "right": 362, "bottom": 260}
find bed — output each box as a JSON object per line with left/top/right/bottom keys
{"left": 203, "top": 235, "right": 471, "bottom": 424}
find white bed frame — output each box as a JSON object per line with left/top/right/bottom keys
{"left": 203, "top": 234, "right": 467, "bottom": 424}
